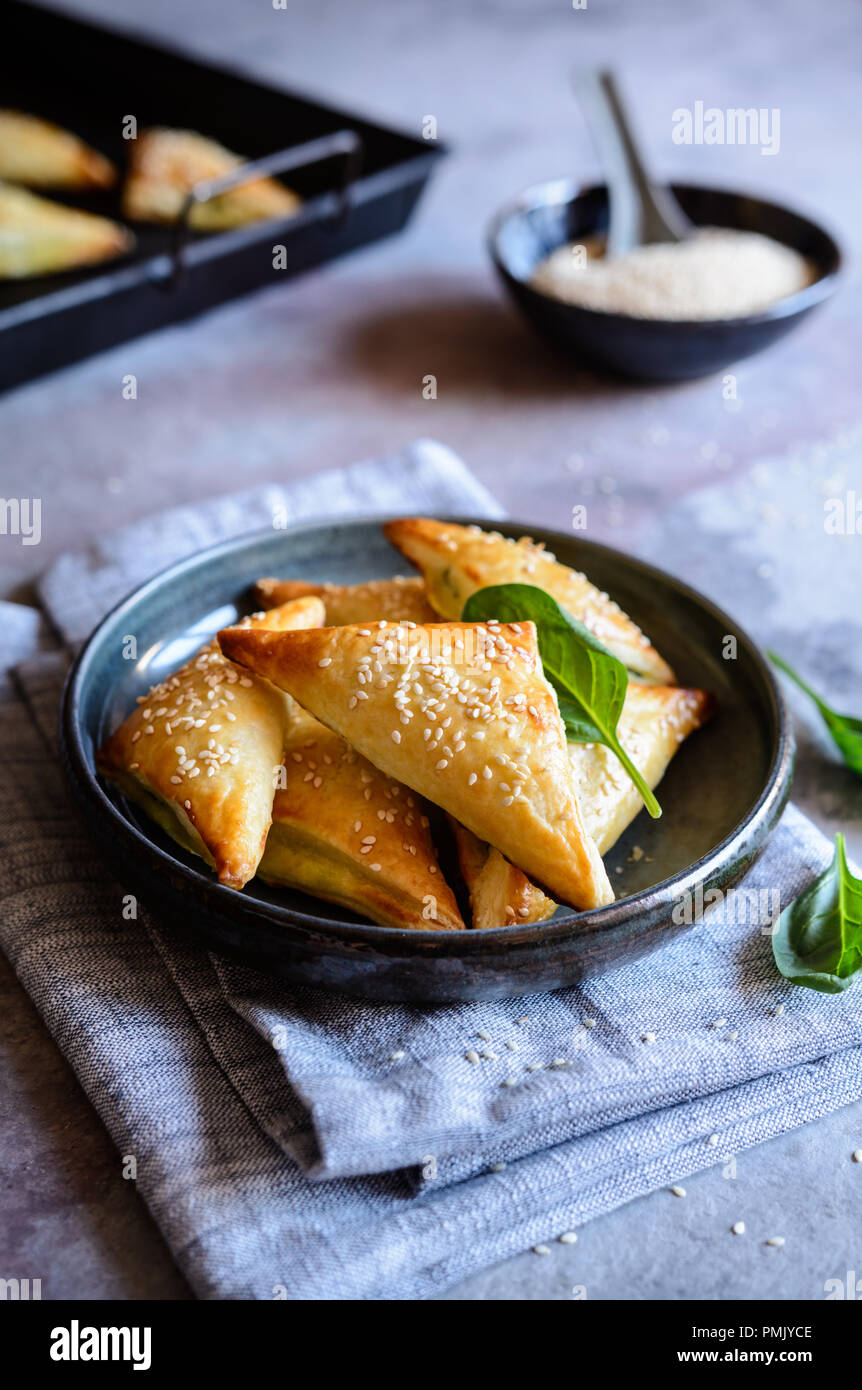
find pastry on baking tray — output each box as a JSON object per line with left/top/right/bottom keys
{"left": 0, "top": 181, "right": 133, "bottom": 278}
{"left": 448, "top": 817, "right": 556, "bottom": 930}
{"left": 254, "top": 575, "right": 437, "bottom": 625}
{"left": 217, "top": 619, "right": 615, "bottom": 911}
{"left": 97, "top": 596, "right": 324, "bottom": 889}
{"left": 260, "top": 704, "right": 464, "bottom": 930}
{"left": 570, "top": 681, "right": 714, "bottom": 855}
{"left": 122, "top": 127, "right": 301, "bottom": 229}
{"left": 0, "top": 110, "right": 116, "bottom": 189}
{"left": 384, "top": 518, "right": 674, "bottom": 684}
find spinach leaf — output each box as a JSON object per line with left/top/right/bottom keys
{"left": 769, "top": 651, "right": 862, "bottom": 777}
{"left": 462, "top": 582, "right": 661, "bottom": 818}
{"left": 772, "top": 834, "right": 862, "bottom": 993}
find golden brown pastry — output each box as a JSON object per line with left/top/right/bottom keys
{"left": 260, "top": 705, "right": 464, "bottom": 930}
{"left": 98, "top": 597, "right": 324, "bottom": 889}
{"left": 0, "top": 110, "right": 116, "bottom": 189}
{"left": 384, "top": 518, "right": 674, "bottom": 684}
{"left": 218, "top": 619, "right": 614, "bottom": 911}
{"left": 254, "top": 575, "right": 437, "bottom": 625}
{"left": 570, "top": 681, "right": 713, "bottom": 854}
{"left": 451, "top": 681, "right": 711, "bottom": 922}
{"left": 0, "top": 181, "right": 133, "bottom": 279}
{"left": 123, "top": 128, "right": 301, "bottom": 229}
{"left": 448, "top": 817, "right": 556, "bottom": 929}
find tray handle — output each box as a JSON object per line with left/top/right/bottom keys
{"left": 167, "top": 128, "right": 364, "bottom": 289}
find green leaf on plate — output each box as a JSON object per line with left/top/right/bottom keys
{"left": 772, "top": 833, "right": 862, "bottom": 993}
{"left": 769, "top": 650, "right": 862, "bottom": 777}
{"left": 461, "top": 581, "right": 661, "bottom": 819}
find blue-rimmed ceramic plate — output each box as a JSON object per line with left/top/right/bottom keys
{"left": 60, "top": 515, "right": 794, "bottom": 1002}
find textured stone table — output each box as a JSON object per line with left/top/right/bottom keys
{"left": 1, "top": 0, "right": 861, "bottom": 1300}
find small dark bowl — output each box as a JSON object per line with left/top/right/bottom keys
{"left": 60, "top": 515, "right": 794, "bottom": 1003}
{"left": 488, "top": 180, "right": 842, "bottom": 381}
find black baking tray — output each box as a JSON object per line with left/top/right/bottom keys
{"left": 0, "top": 0, "right": 445, "bottom": 392}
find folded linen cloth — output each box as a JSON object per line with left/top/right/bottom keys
{"left": 2, "top": 438, "right": 861, "bottom": 1300}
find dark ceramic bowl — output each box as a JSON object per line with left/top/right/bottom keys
{"left": 60, "top": 515, "right": 793, "bottom": 1003}
{"left": 488, "top": 180, "right": 841, "bottom": 381}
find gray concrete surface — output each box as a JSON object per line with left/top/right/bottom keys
{"left": 1, "top": 0, "right": 861, "bottom": 1300}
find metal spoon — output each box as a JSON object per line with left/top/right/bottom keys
{"left": 573, "top": 69, "right": 692, "bottom": 258}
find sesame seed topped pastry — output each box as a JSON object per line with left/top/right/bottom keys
{"left": 122, "top": 128, "right": 301, "bottom": 230}
{"left": 218, "top": 619, "right": 614, "bottom": 911}
{"left": 254, "top": 575, "right": 436, "bottom": 625}
{"left": 451, "top": 681, "right": 713, "bottom": 922}
{"left": 0, "top": 181, "right": 133, "bottom": 279}
{"left": 570, "top": 681, "right": 714, "bottom": 856}
{"left": 0, "top": 111, "right": 116, "bottom": 189}
{"left": 383, "top": 518, "right": 674, "bottom": 684}
{"left": 448, "top": 817, "right": 557, "bottom": 930}
{"left": 260, "top": 705, "right": 465, "bottom": 930}
{"left": 97, "top": 596, "right": 324, "bottom": 890}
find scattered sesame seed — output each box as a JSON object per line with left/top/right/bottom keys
{"left": 391, "top": 730, "right": 401, "bottom": 744}
{"left": 712, "top": 1017, "right": 728, "bottom": 1029}
{"left": 731, "top": 1222, "right": 746, "bottom": 1235}
{"left": 389, "top": 1050, "right": 405, "bottom": 1062}
{"left": 728, "top": 1030, "right": 739, "bottom": 1042}
{"left": 480, "top": 1050, "right": 497, "bottom": 1061}
{"left": 582, "top": 1018, "right": 595, "bottom": 1030}
{"left": 707, "top": 1133, "right": 719, "bottom": 1146}
{"left": 317, "top": 657, "right": 332, "bottom": 667}
{"left": 501, "top": 1076, "right": 518, "bottom": 1087}
{"left": 765, "top": 1236, "right": 785, "bottom": 1248}
{"left": 549, "top": 1058, "right": 571, "bottom": 1068}
{"left": 533, "top": 1244, "right": 551, "bottom": 1256}
{"left": 490, "top": 1162, "right": 506, "bottom": 1173}
{"left": 670, "top": 1186, "right": 686, "bottom": 1198}
{"left": 517, "top": 1016, "right": 529, "bottom": 1026}
{"left": 852, "top": 1150, "right": 862, "bottom": 1163}
{"left": 504, "top": 1039, "right": 518, "bottom": 1051}
{"left": 773, "top": 1003, "right": 784, "bottom": 1016}
{"left": 642, "top": 1032, "right": 656, "bottom": 1044}
{"left": 559, "top": 1232, "right": 578, "bottom": 1245}
{"left": 465, "top": 1050, "right": 480, "bottom": 1065}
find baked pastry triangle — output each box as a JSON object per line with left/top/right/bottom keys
{"left": 123, "top": 127, "right": 301, "bottom": 229}
{"left": 450, "top": 681, "right": 711, "bottom": 923}
{"left": 218, "top": 619, "right": 614, "bottom": 910}
{"left": 98, "top": 596, "right": 324, "bottom": 889}
{"left": 570, "top": 681, "right": 713, "bottom": 855}
{"left": 0, "top": 181, "right": 133, "bottom": 278}
{"left": 384, "top": 518, "right": 674, "bottom": 683}
{"left": 254, "top": 575, "right": 436, "bottom": 625}
{"left": 260, "top": 705, "right": 464, "bottom": 930}
{"left": 0, "top": 110, "right": 115, "bottom": 189}
{"left": 448, "top": 817, "right": 556, "bottom": 929}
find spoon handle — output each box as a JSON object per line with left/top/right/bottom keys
{"left": 574, "top": 69, "right": 691, "bottom": 256}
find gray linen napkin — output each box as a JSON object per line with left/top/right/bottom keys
{"left": 2, "top": 439, "right": 861, "bottom": 1300}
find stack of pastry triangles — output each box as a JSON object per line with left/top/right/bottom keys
{"left": 99, "top": 519, "right": 713, "bottom": 928}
